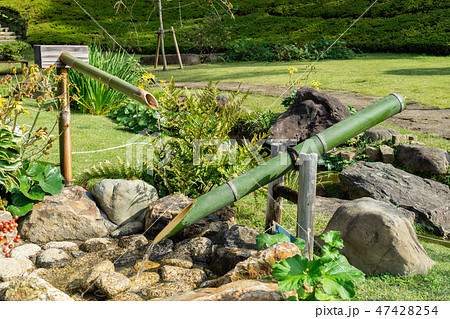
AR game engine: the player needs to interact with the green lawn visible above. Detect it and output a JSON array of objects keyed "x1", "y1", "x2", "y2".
[{"x1": 148, "y1": 53, "x2": 450, "y2": 109}]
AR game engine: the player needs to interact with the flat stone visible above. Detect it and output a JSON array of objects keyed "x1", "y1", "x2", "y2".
[
  {"x1": 0, "y1": 258, "x2": 34, "y2": 281},
  {"x1": 10, "y1": 244, "x2": 41, "y2": 259},
  {"x1": 340, "y1": 161, "x2": 450, "y2": 236},
  {"x1": 43, "y1": 241, "x2": 78, "y2": 251},
  {"x1": 111, "y1": 291, "x2": 145, "y2": 301},
  {"x1": 71, "y1": 251, "x2": 84, "y2": 258},
  {"x1": 363, "y1": 126, "x2": 400, "y2": 142},
  {"x1": 95, "y1": 272, "x2": 131, "y2": 298},
  {"x1": 128, "y1": 272, "x2": 160, "y2": 291},
  {"x1": 159, "y1": 252, "x2": 194, "y2": 269},
  {"x1": 323, "y1": 198, "x2": 436, "y2": 275},
  {"x1": 36, "y1": 248, "x2": 70, "y2": 269},
  {"x1": 80, "y1": 238, "x2": 116, "y2": 252},
  {"x1": 0, "y1": 276, "x2": 74, "y2": 301},
  {"x1": 91, "y1": 179, "x2": 158, "y2": 226},
  {"x1": 155, "y1": 279, "x2": 285, "y2": 301},
  {"x1": 133, "y1": 260, "x2": 160, "y2": 272},
  {"x1": 159, "y1": 265, "x2": 206, "y2": 286},
  {"x1": 174, "y1": 237, "x2": 213, "y2": 261},
  {"x1": 222, "y1": 225, "x2": 260, "y2": 250},
  {"x1": 110, "y1": 221, "x2": 144, "y2": 238},
  {"x1": 148, "y1": 238, "x2": 174, "y2": 260},
  {"x1": 183, "y1": 206, "x2": 236, "y2": 239},
  {"x1": 20, "y1": 186, "x2": 108, "y2": 244},
  {"x1": 141, "y1": 281, "x2": 195, "y2": 300},
  {"x1": 210, "y1": 247, "x2": 258, "y2": 276},
  {"x1": 397, "y1": 143, "x2": 449, "y2": 175},
  {"x1": 81, "y1": 259, "x2": 115, "y2": 292}
]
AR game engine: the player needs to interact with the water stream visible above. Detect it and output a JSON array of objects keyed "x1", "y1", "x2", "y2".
[{"x1": 136, "y1": 242, "x2": 155, "y2": 277}]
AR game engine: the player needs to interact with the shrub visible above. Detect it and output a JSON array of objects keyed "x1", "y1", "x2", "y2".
[
  {"x1": 69, "y1": 44, "x2": 142, "y2": 115},
  {"x1": 0, "y1": 41, "x2": 31, "y2": 61},
  {"x1": 226, "y1": 38, "x2": 276, "y2": 61}
]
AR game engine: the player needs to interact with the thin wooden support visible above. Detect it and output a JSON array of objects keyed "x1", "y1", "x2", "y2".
[
  {"x1": 158, "y1": 0, "x2": 167, "y2": 71},
  {"x1": 57, "y1": 68, "x2": 72, "y2": 186},
  {"x1": 154, "y1": 33, "x2": 161, "y2": 69},
  {"x1": 265, "y1": 142, "x2": 285, "y2": 233},
  {"x1": 296, "y1": 153, "x2": 318, "y2": 260},
  {"x1": 171, "y1": 26, "x2": 183, "y2": 69}
]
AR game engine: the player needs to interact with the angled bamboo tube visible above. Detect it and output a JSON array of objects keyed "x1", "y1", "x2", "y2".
[
  {"x1": 59, "y1": 52, "x2": 158, "y2": 109},
  {"x1": 152, "y1": 93, "x2": 406, "y2": 244}
]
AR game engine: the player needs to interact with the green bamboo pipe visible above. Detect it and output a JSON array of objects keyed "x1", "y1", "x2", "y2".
[
  {"x1": 59, "y1": 52, "x2": 158, "y2": 109},
  {"x1": 153, "y1": 93, "x2": 406, "y2": 244}
]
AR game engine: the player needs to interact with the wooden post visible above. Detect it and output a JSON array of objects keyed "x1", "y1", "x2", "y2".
[
  {"x1": 57, "y1": 68, "x2": 72, "y2": 186},
  {"x1": 265, "y1": 142, "x2": 285, "y2": 233},
  {"x1": 158, "y1": 0, "x2": 167, "y2": 71},
  {"x1": 171, "y1": 26, "x2": 183, "y2": 69},
  {"x1": 296, "y1": 153, "x2": 318, "y2": 260},
  {"x1": 154, "y1": 32, "x2": 161, "y2": 69}
]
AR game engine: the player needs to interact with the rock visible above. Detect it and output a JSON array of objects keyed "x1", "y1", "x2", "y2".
[
  {"x1": 0, "y1": 258, "x2": 34, "y2": 281},
  {"x1": 323, "y1": 198, "x2": 436, "y2": 275},
  {"x1": 405, "y1": 134, "x2": 418, "y2": 141},
  {"x1": 208, "y1": 242, "x2": 301, "y2": 287},
  {"x1": 340, "y1": 161, "x2": 450, "y2": 236},
  {"x1": 141, "y1": 281, "x2": 195, "y2": 299},
  {"x1": 183, "y1": 206, "x2": 236, "y2": 239},
  {"x1": 380, "y1": 145, "x2": 395, "y2": 164},
  {"x1": 111, "y1": 292, "x2": 145, "y2": 301},
  {"x1": 155, "y1": 279, "x2": 285, "y2": 301},
  {"x1": 159, "y1": 265, "x2": 206, "y2": 286},
  {"x1": 174, "y1": 237, "x2": 213, "y2": 261},
  {"x1": 100, "y1": 210, "x2": 118, "y2": 233},
  {"x1": 133, "y1": 260, "x2": 160, "y2": 273},
  {"x1": 95, "y1": 272, "x2": 131, "y2": 298},
  {"x1": 392, "y1": 134, "x2": 408, "y2": 145},
  {"x1": 36, "y1": 248, "x2": 70, "y2": 269},
  {"x1": 397, "y1": 143, "x2": 449, "y2": 175},
  {"x1": 269, "y1": 87, "x2": 350, "y2": 143},
  {"x1": 363, "y1": 126, "x2": 400, "y2": 142},
  {"x1": 81, "y1": 260, "x2": 115, "y2": 291},
  {"x1": 210, "y1": 247, "x2": 258, "y2": 276},
  {"x1": 10, "y1": 244, "x2": 41, "y2": 259},
  {"x1": 159, "y1": 252, "x2": 194, "y2": 269},
  {"x1": 148, "y1": 238, "x2": 174, "y2": 260},
  {"x1": 118, "y1": 234, "x2": 148, "y2": 249},
  {"x1": 43, "y1": 241, "x2": 79, "y2": 251},
  {"x1": 0, "y1": 276, "x2": 74, "y2": 301},
  {"x1": 365, "y1": 145, "x2": 381, "y2": 161},
  {"x1": 314, "y1": 196, "x2": 350, "y2": 216},
  {"x1": 71, "y1": 251, "x2": 84, "y2": 258},
  {"x1": 80, "y1": 238, "x2": 116, "y2": 252},
  {"x1": 20, "y1": 186, "x2": 108, "y2": 244},
  {"x1": 144, "y1": 193, "x2": 193, "y2": 238},
  {"x1": 339, "y1": 150, "x2": 357, "y2": 162},
  {"x1": 128, "y1": 272, "x2": 160, "y2": 291},
  {"x1": 222, "y1": 225, "x2": 260, "y2": 250},
  {"x1": 91, "y1": 179, "x2": 158, "y2": 225},
  {"x1": 110, "y1": 221, "x2": 144, "y2": 238}
]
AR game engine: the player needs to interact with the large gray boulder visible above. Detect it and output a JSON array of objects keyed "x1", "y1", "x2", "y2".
[
  {"x1": 92, "y1": 179, "x2": 159, "y2": 226},
  {"x1": 20, "y1": 186, "x2": 109, "y2": 244},
  {"x1": 340, "y1": 161, "x2": 450, "y2": 236},
  {"x1": 323, "y1": 198, "x2": 435, "y2": 275},
  {"x1": 269, "y1": 87, "x2": 350, "y2": 143},
  {"x1": 397, "y1": 143, "x2": 449, "y2": 175}
]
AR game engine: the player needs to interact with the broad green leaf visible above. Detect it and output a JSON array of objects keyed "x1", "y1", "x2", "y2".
[
  {"x1": 8, "y1": 193, "x2": 35, "y2": 216},
  {"x1": 256, "y1": 233, "x2": 291, "y2": 250},
  {"x1": 320, "y1": 230, "x2": 344, "y2": 248},
  {"x1": 26, "y1": 162, "x2": 46, "y2": 177},
  {"x1": 293, "y1": 238, "x2": 306, "y2": 252},
  {"x1": 320, "y1": 244, "x2": 341, "y2": 263},
  {"x1": 284, "y1": 295, "x2": 299, "y2": 301},
  {"x1": 271, "y1": 255, "x2": 308, "y2": 292},
  {"x1": 37, "y1": 165, "x2": 64, "y2": 195}
]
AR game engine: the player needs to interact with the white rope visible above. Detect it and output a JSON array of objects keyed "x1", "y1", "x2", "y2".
[{"x1": 49, "y1": 142, "x2": 150, "y2": 155}]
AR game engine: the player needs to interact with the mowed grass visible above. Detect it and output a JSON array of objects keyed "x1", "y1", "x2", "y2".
[{"x1": 148, "y1": 53, "x2": 450, "y2": 109}]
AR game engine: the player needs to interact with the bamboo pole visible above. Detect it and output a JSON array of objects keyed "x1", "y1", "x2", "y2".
[
  {"x1": 158, "y1": 0, "x2": 167, "y2": 71},
  {"x1": 60, "y1": 52, "x2": 158, "y2": 109},
  {"x1": 296, "y1": 153, "x2": 318, "y2": 260},
  {"x1": 57, "y1": 67, "x2": 72, "y2": 186},
  {"x1": 265, "y1": 142, "x2": 285, "y2": 232},
  {"x1": 153, "y1": 93, "x2": 406, "y2": 244},
  {"x1": 171, "y1": 26, "x2": 184, "y2": 69}
]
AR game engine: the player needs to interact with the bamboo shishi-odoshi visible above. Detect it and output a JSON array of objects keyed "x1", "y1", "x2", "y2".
[
  {"x1": 59, "y1": 52, "x2": 158, "y2": 109},
  {"x1": 152, "y1": 93, "x2": 406, "y2": 244}
]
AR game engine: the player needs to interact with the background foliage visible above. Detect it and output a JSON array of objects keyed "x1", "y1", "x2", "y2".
[{"x1": 0, "y1": 0, "x2": 448, "y2": 55}]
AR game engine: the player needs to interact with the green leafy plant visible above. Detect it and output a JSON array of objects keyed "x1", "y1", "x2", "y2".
[
  {"x1": 69, "y1": 44, "x2": 142, "y2": 115},
  {"x1": 0, "y1": 41, "x2": 31, "y2": 61},
  {"x1": 7, "y1": 162, "x2": 64, "y2": 216},
  {"x1": 230, "y1": 110, "x2": 276, "y2": 140},
  {"x1": 257, "y1": 230, "x2": 365, "y2": 301},
  {"x1": 0, "y1": 126, "x2": 21, "y2": 190},
  {"x1": 109, "y1": 99, "x2": 163, "y2": 133},
  {"x1": 256, "y1": 232, "x2": 305, "y2": 252}
]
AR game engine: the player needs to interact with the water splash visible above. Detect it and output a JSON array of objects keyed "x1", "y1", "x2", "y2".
[{"x1": 136, "y1": 242, "x2": 155, "y2": 277}]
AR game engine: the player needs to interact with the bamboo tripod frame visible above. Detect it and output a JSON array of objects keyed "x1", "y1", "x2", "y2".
[{"x1": 154, "y1": 26, "x2": 183, "y2": 70}]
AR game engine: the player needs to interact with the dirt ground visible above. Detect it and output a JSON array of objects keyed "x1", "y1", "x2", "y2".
[{"x1": 175, "y1": 81, "x2": 450, "y2": 140}]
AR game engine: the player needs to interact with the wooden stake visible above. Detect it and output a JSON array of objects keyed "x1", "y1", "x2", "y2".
[
  {"x1": 154, "y1": 32, "x2": 161, "y2": 69},
  {"x1": 158, "y1": 0, "x2": 167, "y2": 71},
  {"x1": 265, "y1": 142, "x2": 285, "y2": 233},
  {"x1": 296, "y1": 153, "x2": 318, "y2": 260},
  {"x1": 171, "y1": 26, "x2": 183, "y2": 69},
  {"x1": 57, "y1": 68, "x2": 72, "y2": 186}
]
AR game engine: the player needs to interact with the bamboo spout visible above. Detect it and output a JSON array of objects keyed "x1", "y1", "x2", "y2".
[
  {"x1": 60, "y1": 52, "x2": 158, "y2": 109},
  {"x1": 152, "y1": 93, "x2": 406, "y2": 243}
]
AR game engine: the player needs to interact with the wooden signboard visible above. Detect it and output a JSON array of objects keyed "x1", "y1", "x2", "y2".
[{"x1": 33, "y1": 45, "x2": 89, "y2": 68}]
